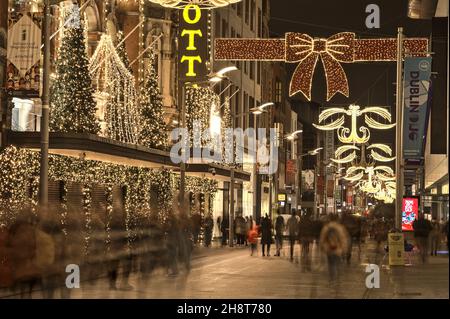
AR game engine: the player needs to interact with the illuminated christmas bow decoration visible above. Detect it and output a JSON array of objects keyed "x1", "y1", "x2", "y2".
[
  {"x1": 215, "y1": 34, "x2": 427, "y2": 101},
  {"x1": 285, "y1": 32, "x2": 354, "y2": 101},
  {"x1": 313, "y1": 105, "x2": 396, "y2": 144},
  {"x1": 332, "y1": 143, "x2": 395, "y2": 164}
]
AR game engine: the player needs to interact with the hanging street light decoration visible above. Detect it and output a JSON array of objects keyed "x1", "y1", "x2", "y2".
[
  {"x1": 313, "y1": 104, "x2": 396, "y2": 144},
  {"x1": 214, "y1": 33, "x2": 428, "y2": 101},
  {"x1": 147, "y1": 0, "x2": 242, "y2": 9}
]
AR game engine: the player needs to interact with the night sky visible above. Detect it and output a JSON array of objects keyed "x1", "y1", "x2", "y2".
[{"x1": 269, "y1": 0, "x2": 433, "y2": 145}]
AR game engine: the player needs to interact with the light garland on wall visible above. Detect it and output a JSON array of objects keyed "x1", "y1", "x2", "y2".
[
  {"x1": 215, "y1": 33, "x2": 428, "y2": 100},
  {"x1": 89, "y1": 34, "x2": 140, "y2": 144},
  {"x1": 1, "y1": 147, "x2": 219, "y2": 237},
  {"x1": 186, "y1": 86, "x2": 220, "y2": 148}
]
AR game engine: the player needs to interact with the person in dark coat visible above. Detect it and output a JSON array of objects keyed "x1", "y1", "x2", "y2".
[
  {"x1": 274, "y1": 210, "x2": 285, "y2": 257},
  {"x1": 413, "y1": 215, "x2": 433, "y2": 263},
  {"x1": 203, "y1": 214, "x2": 214, "y2": 248},
  {"x1": 260, "y1": 214, "x2": 273, "y2": 257},
  {"x1": 221, "y1": 217, "x2": 229, "y2": 247}
]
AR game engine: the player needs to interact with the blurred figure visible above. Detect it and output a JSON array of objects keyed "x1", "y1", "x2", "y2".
[
  {"x1": 190, "y1": 212, "x2": 202, "y2": 246},
  {"x1": 413, "y1": 215, "x2": 433, "y2": 263},
  {"x1": 64, "y1": 212, "x2": 84, "y2": 298},
  {"x1": 319, "y1": 222, "x2": 349, "y2": 284},
  {"x1": 274, "y1": 210, "x2": 285, "y2": 257},
  {"x1": 341, "y1": 213, "x2": 361, "y2": 265},
  {"x1": 203, "y1": 213, "x2": 214, "y2": 248},
  {"x1": 374, "y1": 218, "x2": 388, "y2": 254},
  {"x1": 0, "y1": 224, "x2": 13, "y2": 294},
  {"x1": 234, "y1": 213, "x2": 246, "y2": 246},
  {"x1": 178, "y1": 212, "x2": 193, "y2": 273},
  {"x1": 86, "y1": 213, "x2": 106, "y2": 283},
  {"x1": 260, "y1": 214, "x2": 273, "y2": 257},
  {"x1": 107, "y1": 212, "x2": 132, "y2": 290},
  {"x1": 298, "y1": 213, "x2": 314, "y2": 268},
  {"x1": 220, "y1": 217, "x2": 229, "y2": 247},
  {"x1": 247, "y1": 223, "x2": 259, "y2": 256},
  {"x1": 429, "y1": 219, "x2": 441, "y2": 256},
  {"x1": 7, "y1": 208, "x2": 42, "y2": 298},
  {"x1": 165, "y1": 212, "x2": 180, "y2": 276},
  {"x1": 286, "y1": 210, "x2": 298, "y2": 262}
]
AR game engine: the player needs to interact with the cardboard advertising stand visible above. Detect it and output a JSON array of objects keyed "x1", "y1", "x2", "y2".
[{"x1": 388, "y1": 232, "x2": 405, "y2": 266}]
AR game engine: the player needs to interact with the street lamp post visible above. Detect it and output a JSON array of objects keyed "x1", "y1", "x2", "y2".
[
  {"x1": 39, "y1": 0, "x2": 51, "y2": 208},
  {"x1": 250, "y1": 102, "x2": 274, "y2": 222}
]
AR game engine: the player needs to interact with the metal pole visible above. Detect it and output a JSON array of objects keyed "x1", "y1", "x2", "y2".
[
  {"x1": 229, "y1": 97, "x2": 235, "y2": 247},
  {"x1": 395, "y1": 27, "x2": 404, "y2": 230},
  {"x1": 313, "y1": 165, "x2": 318, "y2": 219},
  {"x1": 253, "y1": 115, "x2": 257, "y2": 220},
  {"x1": 39, "y1": 0, "x2": 51, "y2": 208},
  {"x1": 179, "y1": 81, "x2": 186, "y2": 208}
]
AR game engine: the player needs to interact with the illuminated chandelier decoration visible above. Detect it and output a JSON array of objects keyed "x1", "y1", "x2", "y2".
[
  {"x1": 89, "y1": 34, "x2": 140, "y2": 144},
  {"x1": 331, "y1": 143, "x2": 395, "y2": 164},
  {"x1": 313, "y1": 104, "x2": 396, "y2": 144},
  {"x1": 147, "y1": 0, "x2": 242, "y2": 9},
  {"x1": 214, "y1": 33, "x2": 428, "y2": 100}
]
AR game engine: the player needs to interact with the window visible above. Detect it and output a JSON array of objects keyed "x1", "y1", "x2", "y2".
[
  {"x1": 258, "y1": 8, "x2": 262, "y2": 37},
  {"x1": 215, "y1": 13, "x2": 221, "y2": 37},
  {"x1": 244, "y1": 92, "x2": 249, "y2": 130},
  {"x1": 250, "y1": 0, "x2": 255, "y2": 31},
  {"x1": 275, "y1": 80, "x2": 282, "y2": 103},
  {"x1": 245, "y1": 0, "x2": 249, "y2": 24},
  {"x1": 237, "y1": 1, "x2": 242, "y2": 17},
  {"x1": 256, "y1": 62, "x2": 261, "y2": 84},
  {"x1": 249, "y1": 62, "x2": 255, "y2": 80},
  {"x1": 235, "y1": 90, "x2": 240, "y2": 128},
  {"x1": 231, "y1": 27, "x2": 236, "y2": 38},
  {"x1": 244, "y1": 61, "x2": 248, "y2": 75},
  {"x1": 249, "y1": 96, "x2": 255, "y2": 128},
  {"x1": 221, "y1": 19, "x2": 228, "y2": 37}
]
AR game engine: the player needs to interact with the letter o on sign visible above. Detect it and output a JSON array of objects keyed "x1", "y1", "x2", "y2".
[{"x1": 183, "y1": 4, "x2": 201, "y2": 24}]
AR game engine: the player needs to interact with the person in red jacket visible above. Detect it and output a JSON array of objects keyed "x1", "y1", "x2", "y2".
[{"x1": 247, "y1": 223, "x2": 259, "y2": 256}]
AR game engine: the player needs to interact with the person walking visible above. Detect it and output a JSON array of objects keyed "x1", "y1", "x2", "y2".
[
  {"x1": 298, "y1": 213, "x2": 314, "y2": 266},
  {"x1": 260, "y1": 214, "x2": 273, "y2": 257},
  {"x1": 247, "y1": 224, "x2": 259, "y2": 256},
  {"x1": 429, "y1": 219, "x2": 441, "y2": 256},
  {"x1": 203, "y1": 214, "x2": 214, "y2": 248},
  {"x1": 220, "y1": 217, "x2": 229, "y2": 247},
  {"x1": 319, "y1": 222, "x2": 349, "y2": 284},
  {"x1": 274, "y1": 210, "x2": 285, "y2": 257},
  {"x1": 286, "y1": 210, "x2": 298, "y2": 262},
  {"x1": 413, "y1": 215, "x2": 433, "y2": 263}
]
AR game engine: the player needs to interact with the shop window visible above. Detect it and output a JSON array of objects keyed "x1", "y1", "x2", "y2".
[{"x1": 11, "y1": 98, "x2": 41, "y2": 132}]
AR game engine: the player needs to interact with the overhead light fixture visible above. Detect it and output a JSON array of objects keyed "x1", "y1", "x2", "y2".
[{"x1": 147, "y1": 0, "x2": 242, "y2": 9}]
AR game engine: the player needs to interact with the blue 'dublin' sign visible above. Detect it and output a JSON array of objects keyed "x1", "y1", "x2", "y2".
[{"x1": 403, "y1": 57, "x2": 432, "y2": 159}]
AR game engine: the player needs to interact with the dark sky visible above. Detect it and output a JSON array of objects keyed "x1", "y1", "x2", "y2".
[{"x1": 269, "y1": 0, "x2": 432, "y2": 144}]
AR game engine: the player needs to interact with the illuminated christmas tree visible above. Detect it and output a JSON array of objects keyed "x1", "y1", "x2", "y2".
[
  {"x1": 138, "y1": 54, "x2": 167, "y2": 149},
  {"x1": 50, "y1": 25, "x2": 100, "y2": 134}
]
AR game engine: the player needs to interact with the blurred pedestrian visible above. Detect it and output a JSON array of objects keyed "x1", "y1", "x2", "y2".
[
  {"x1": 203, "y1": 213, "x2": 214, "y2": 248},
  {"x1": 430, "y1": 219, "x2": 441, "y2": 256},
  {"x1": 374, "y1": 218, "x2": 388, "y2": 254},
  {"x1": 319, "y1": 222, "x2": 349, "y2": 284},
  {"x1": 247, "y1": 224, "x2": 259, "y2": 256},
  {"x1": 274, "y1": 210, "x2": 285, "y2": 257},
  {"x1": 165, "y1": 212, "x2": 180, "y2": 277},
  {"x1": 341, "y1": 213, "x2": 361, "y2": 265},
  {"x1": 260, "y1": 214, "x2": 273, "y2": 257},
  {"x1": 413, "y1": 215, "x2": 433, "y2": 263},
  {"x1": 235, "y1": 213, "x2": 246, "y2": 246},
  {"x1": 221, "y1": 217, "x2": 229, "y2": 247},
  {"x1": 190, "y1": 213, "x2": 202, "y2": 246},
  {"x1": 286, "y1": 210, "x2": 298, "y2": 261},
  {"x1": 7, "y1": 209, "x2": 43, "y2": 298},
  {"x1": 298, "y1": 213, "x2": 314, "y2": 265}
]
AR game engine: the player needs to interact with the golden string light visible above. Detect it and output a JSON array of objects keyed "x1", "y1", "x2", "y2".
[
  {"x1": 215, "y1": 34, "x2": 428, "y2": 100},
  {"x1": 89, "y1": 34, "x2": 140, "y2": 144}
]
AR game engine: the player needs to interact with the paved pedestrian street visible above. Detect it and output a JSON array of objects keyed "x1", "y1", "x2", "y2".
[{"x1": 2, "y1": 240, "x2": 447, "y2": 299}]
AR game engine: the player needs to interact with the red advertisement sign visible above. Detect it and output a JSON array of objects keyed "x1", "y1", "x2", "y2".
[{"x1": 402, "y1": 197, "x2": 419, "y2": 231}]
